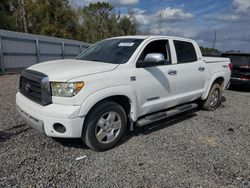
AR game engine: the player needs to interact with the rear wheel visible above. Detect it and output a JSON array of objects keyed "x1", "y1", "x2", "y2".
[
  {"x1": 200, "y1": 83, "x2": 222, "y2": 111},
  {"x1": 82, "y1": 101, "x2": 127, "y2": 151}
]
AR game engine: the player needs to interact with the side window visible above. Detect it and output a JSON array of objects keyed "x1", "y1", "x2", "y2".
[
  {"x1": 174, "y1": 40, "x2": 197, "y2": 63},
  {"x1": 138, "y1": 40, "x2": 171, "y2": 64}
]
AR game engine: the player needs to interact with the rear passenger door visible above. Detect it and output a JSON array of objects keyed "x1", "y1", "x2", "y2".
[{"x1": 170, "y1": 40, "x2": 206, "y2": 100}]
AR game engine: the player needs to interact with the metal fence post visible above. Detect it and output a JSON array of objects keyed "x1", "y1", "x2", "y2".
[
  {"x1": 62, "y1": 42, "x2": 65, "y2": 59},
  {"x1": 79, "y1": 44, "x2": 82, "y2": 53},
  {"x1": 0, "y1": 36, "x2": 5, "y2": 73},
  {"x1": 35, "y1": 39, "x2": 40, "y2": 63}
]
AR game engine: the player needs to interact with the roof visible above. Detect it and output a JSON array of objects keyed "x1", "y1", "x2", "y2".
[
  {"x1": 0, "y1": 29, "x2": 91, "y2": 46},
  {"x1": 110, "y1": 35, "x2": 195, "y2": 42}
]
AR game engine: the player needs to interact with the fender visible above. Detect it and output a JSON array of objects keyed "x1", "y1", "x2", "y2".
[
  {"x1": 78, "y1": 85, "x2": 139, "y2": 121},
  {"x1": 202, "y1": 72, "x2": 226, "y2": 100}
]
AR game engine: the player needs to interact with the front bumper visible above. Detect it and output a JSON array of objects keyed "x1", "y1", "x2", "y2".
[
  {"x1": 16, "y1": 92, "x2": 85, "y2": 138},
  {"x1": 230, "y1": 77, "x2": 250, "y2": 86}
]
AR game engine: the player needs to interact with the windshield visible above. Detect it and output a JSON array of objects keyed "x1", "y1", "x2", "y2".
[{"x1": 76, "y1": 38, "x2": 143, "y2": 64}]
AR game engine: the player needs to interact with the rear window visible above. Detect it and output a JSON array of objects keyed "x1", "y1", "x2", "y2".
[
  {"x1": 222, "y1": 55, "x2": 250, "y2": 65},
  {"x1": 174, "y1": 40, "x2": 197, "y2": 63}
]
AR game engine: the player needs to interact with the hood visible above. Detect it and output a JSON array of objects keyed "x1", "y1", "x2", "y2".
[{"x1": 28, "y1": 59, "x2": 119, "y2": 81}]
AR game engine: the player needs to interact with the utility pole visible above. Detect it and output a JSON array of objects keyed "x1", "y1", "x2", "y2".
[
  {"x1": 157, "y1": 8, "x2": 165, "y2": 34},
  {"x1": 212, "y1": 30, "x2": 217, "y2": 49}
]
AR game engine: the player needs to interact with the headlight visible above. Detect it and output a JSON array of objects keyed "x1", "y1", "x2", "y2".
[{"x1": 51, "y1": 82, "x2": 84, "y2": 97}]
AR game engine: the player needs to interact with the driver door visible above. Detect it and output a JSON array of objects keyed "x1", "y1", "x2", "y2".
[{"x1": 132, "y1": 40, "x2": 177, "y2": 117}]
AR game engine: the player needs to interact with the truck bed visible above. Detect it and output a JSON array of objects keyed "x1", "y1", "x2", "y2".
[{"x1": 203, "y1": 56, "x2": 230, "y2": 63}]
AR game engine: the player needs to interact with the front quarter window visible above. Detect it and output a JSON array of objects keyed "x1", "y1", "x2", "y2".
[{"x1": 76, "y1": 38, "x2": 143, "y2": 64}]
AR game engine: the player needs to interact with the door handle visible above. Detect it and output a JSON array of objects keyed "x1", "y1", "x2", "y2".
[
  {"x1": 168, "y1": 69, "x2": 177, "y2": 75},
  {"x1": 199, "y1": 66, "x2": 205, "y2": 71}
]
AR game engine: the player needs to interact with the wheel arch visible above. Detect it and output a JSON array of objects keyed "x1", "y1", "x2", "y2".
[
  {"x1": 213, "y1": 77, "x2": 225, "y2": 86},
  {"x1": 78, "y1": 86, "x2": 138, "y2": 121},
  {"x1": 202, "y1": 74, "x2": 225, "y2": 100},
  {"x1": 88, "y1": 95, "x2": 131, "y2": 117}
]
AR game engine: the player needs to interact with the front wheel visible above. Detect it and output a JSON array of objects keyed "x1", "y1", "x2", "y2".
[
  {"x1": 82, "y1": 101, "x2": 127, "y2": 151},
  {"x1": 200, "y1": 83, "x2": 222, "y2": 111}
]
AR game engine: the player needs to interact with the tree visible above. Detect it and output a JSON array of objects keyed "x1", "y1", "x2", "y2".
[
  {"x1": 27, "y1": 0, "x2": 80, "y2": 39},
  {"x1": 18, "y1": 0, "x2": 28, "y2": 33},
  {"x1": 0, "y1": 0, "x2": 18, "y2": 31},
  {"x1": 200, "y1": 46, "x2": 220, "y2": 55},
  {"x1": 81, "y1": 2, "x2": 137, "y2": 43},
  {"x1": 1, "y1": 0, "x2": 35, "y2": 33},
  {"x1": 81, "y1": 2, "x2": 115, "y2": 42},
  {"x1": 0, "y1": 1, "x2": 137, "y2": 42},
  {"x1": 118, "y1": 16, "x2": 137, "y2": 35}
]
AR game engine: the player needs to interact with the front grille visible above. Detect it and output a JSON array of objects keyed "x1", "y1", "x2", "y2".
[
  {"x1": 20, "y1": 76, "x2": 41, "y2": 102},
  {"x1": 19, "y1": 69, "x2": 52, "y2": 106}
]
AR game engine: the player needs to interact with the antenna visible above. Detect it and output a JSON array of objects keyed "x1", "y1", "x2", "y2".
[{"x1": 212, "y1": 30, "x2": 217, "y2": 49}]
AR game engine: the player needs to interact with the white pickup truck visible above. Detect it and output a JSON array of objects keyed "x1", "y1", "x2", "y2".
[{"x1": 16, "y1": 36, "x2": 231, "y2": 151}]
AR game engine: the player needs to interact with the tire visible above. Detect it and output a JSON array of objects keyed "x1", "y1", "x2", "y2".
[
  {"x1": 82, "y1": 101, "x2": 127, "y2": 151},
  {"x1": 200, "y1": 83, "x2": 222, "y2": 111}
]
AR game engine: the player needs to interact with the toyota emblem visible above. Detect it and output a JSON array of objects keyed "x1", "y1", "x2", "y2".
[{"x1": 25, "y1": 82, "x2": 31, "y2": 92}]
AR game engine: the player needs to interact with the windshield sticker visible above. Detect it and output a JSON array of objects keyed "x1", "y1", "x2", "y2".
[{"x1": 118, "y1": 42, "x2": 134, "y2": 47}]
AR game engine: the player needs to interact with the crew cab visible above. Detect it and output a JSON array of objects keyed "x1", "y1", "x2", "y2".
[{"x1": 16, "y1": 36, "x2": 231, "y2": 151}]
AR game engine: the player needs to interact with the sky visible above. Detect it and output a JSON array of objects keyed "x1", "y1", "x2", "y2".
[{"x1": 73, "y1": 0, "x2": 250, "y2": 52}]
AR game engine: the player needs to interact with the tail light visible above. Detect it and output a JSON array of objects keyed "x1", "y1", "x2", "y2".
[
  {"x1": 240, "y1": 75, "x2": 250, "y2": 80},
  {"x1": 228, "y1": 63, "x2": 233, "y2": 70}
]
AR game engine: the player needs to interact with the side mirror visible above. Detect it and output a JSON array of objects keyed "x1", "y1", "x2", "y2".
[
  {"x1": 144, "y1": 53, "x2": 165, "y2": 62},
  {"x1": 137, "y1": 53, "x2": 165, "y2": 68}
]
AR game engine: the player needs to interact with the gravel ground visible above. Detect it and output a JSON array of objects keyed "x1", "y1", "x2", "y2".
[{"x1": 0, "y1": 74, "x2": 250, "y2": 187}]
